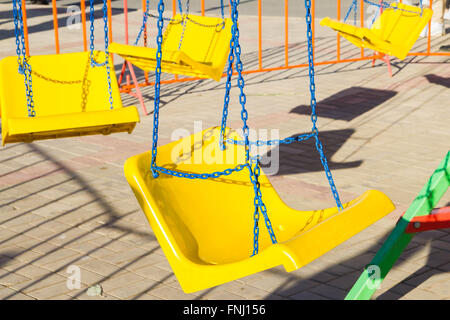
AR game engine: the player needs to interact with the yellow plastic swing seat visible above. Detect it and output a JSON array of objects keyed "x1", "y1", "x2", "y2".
[
  {"x1": 320, "y1": 3, "x2": 433, "y2": 60},
  {"x1": 0, "y1": 51, "x2": 140, "y2": 146},
  {"x1": 109, "y1": 14, "x2": 232, "y2": 81},
  {"x1": 124, "y1": 127, "x2": 395, "y2": 293}
]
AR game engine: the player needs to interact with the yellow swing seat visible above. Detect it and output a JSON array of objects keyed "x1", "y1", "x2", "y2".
[
  {"x1": 320, "y1": 3, "x2": 433, "y2": 60},
  {"x1": 109, "y1": 14, "x2": 233, "y2": 81},
  {"x1": 124, "y1": 127, "x2": 395, "y2": 293},
  {"x1": 0, "y1": 51, "x2": 140, "y2": 146}
]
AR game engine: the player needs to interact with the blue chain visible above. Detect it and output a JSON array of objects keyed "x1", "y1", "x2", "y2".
[
  {"x1": 89, "y1": 0, "x2": 114, "y2": 110},
  {"x1": 151, "y1": 0, "x2": 165, "y2": 178},
  {"x1": 344, "y1": 0, "x2": 357, "y2": 23},
  {"x1": 219, "y1": 32, "x2": 235, "y2": 150},
  {"x1": 136, "y1": 0, "x2": 226, "y2": 46},
  {"x1": 177, "y1": 0, "x2": 190, "y2": 50},
  {"x1": 89, "y1": 0, "x2": 106, "y2": 67},
  {"x1": 363, "y1": 0, "x2": 390, "y2": 8},
  {"x1": 249, "y1": 162, "x2": 277, "y2": 255},
  {"x1": 305, "y1": 0, "x2": 343, "y2": 211},
  {"x1": 230, "y1": 0, "x2": 278, "y2": 254},
  {"x1": 226, "y1": 132, "x2": 315, "y2": 147},
  {"x1": 155, "y1": 163, "x2": 248, "y2": 179},
  {"x1": 12, "y1": 0, "x2": 35, "y2": 117},
  {"x1": 134, "y1": 0, "x2": 184, "y2": 47},
  {"x1": 344, "y1": 0, "x2": 423, "y2": 24},
  {"x1": 134, "y1": 0, "x2": 151, "y2": 46},
  {"x1": 220, "y1": 0, "x2": 225, "y2": 20}
]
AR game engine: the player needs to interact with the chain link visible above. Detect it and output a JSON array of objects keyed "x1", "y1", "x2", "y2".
[
  {"x1": 13, "y1": 0, "x2": 35, "y2": 117},
  {"x1": 345, "y1": 0, "x2": 424, "y2": 24},
  {"x1": 226, "y1": 132, "x2": 315, "y2": 147},
  {"x1": 177, "y1": 0, "x2": 190, "y2": 50},
  {"x1": 154, "y1": 163, "x2": 248, "y2": 180},
  {"x1": 135, "y1": 0, "x2": 151, "y2": 46},
  {"x1": 219, "y1": 29, "x2": 235, "y2": 150},
  {"x1": 230, "y1": 0, "x2": 278, "y2": 255},
  {"x1": 135, "y1": 1, "x2": 226, "y2": 46},
  {"x1": 305, "y1": 0, "x2": 343, "y2": 210},
  {"x1": 151, "y1": 0, "x2": 165, "y2": 178},
  {"x1": 89, "y1": 0, "x2": 114, "y2": 109},
  {"x1": 30, "y1": 70, "x2": 83, "y2": 85}
]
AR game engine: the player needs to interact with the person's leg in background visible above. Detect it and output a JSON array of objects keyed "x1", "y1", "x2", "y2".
[
  {"x1": 445, "y1": 0, "x2": 450, "y2": 21},
  {"x1": 439, "y1": 0, "x2": 450, "y2": 50},
  {"x1": 420, "y1": 0, "x2": 445, "y2": 36}
]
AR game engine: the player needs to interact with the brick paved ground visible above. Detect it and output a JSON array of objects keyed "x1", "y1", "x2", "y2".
[{"x1": 0, "y1": 4, "x2": 449, "y2": 299}]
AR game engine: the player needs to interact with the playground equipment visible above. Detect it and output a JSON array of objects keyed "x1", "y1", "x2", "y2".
[
  {"x1": 125, "y1": 128, "x2": 395, "y2": 293},
  {"x1": 0, "y1": 0, "x2": 139, "y2": 146},
  {"x1": 110, "y1": 0, "x2": 232, "y2": 81},
  {"x1": 321, "y1": 2, "x2": 433, "y2": 61},
  {"x1": 124, "y1": 0, "x2": 395, "y2": 293},
  {"x1": 347, "y1": 150, "x2": 450, "y2": 300}
]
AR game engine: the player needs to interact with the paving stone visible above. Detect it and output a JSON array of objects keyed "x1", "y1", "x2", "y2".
[
  {"x1": 425, "y1": 278, "x2": 450, "y2": 297},
  {"x1": 0, "y1": 286, "x2": 35, "y2": 300},
  {"x1": 26, "y1": 281, "x2": 73, "y2": 300},
  {"x1": 0, "y1": 270, "x2": 31, "y2": 287},
  {"x1": 223, "y1": 283, "x2": 276, "y2": 300},
  {"x1": 147, "y1": 285, "x2": 197, "y2": 300},
  {"x1": 289, "y1": 291, "x2": 329, "y2": 300},
  {"x1": 309, "y1": 284, "x2": 348, "y2": 300},
  {"x1": 10, "y1": 273, "x2": 67, "y2": 293},
  {"x1": 199, "y1": 289, "x2": 248, "y2": 300},
  {"x1": 72, "y1": 259, "x2": 123, "y2": 278},
  {"x1": 97, "y1": 272, "x2": 146, "y2": 292},
  {"x1": 46, "y1": 294, "x2": 75, "y2": 300},
  {"x1": 327, "y1": 272, "x2": 361, "y2": 291},
  {"x1": 132, "y1": 265, "x2": 175, "y2": 283},
  {"x1": 30, "y1": 248, "x2": 81, "y2": 268},
  {"x1": 14, "y1": 264, "x2": 52, "y2": 279},
  {"x1": 400, "y1": 288, "x2": 444, "y2": 300},
  {"x1": 74, "y1": 292, "x2": 120, "y2": 300},
  {"x1": 108, "y1": 279, "x2": 161, "y2": 299}
]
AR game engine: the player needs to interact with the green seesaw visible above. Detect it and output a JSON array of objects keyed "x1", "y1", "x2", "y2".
[{"x1": 347, "y1": 150, "x2": 450, "y2": 300}]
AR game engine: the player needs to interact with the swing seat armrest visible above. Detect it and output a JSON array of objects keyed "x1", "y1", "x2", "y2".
[
  {"x1": 177, "y1": 51, "x2": 222, "y2": 82},
  {"x1": 3, "y1": 107, "x2": 139, "y2": 145},
  {"x1": 109, "y1": 42, "x2": 184, "y2": 64},
  {"x1": 320, "y1": 17, "x2": 369, "y2": 40}
]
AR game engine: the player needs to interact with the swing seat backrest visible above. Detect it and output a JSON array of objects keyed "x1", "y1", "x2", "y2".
[
  {"x1": 370, "y1": 3, "x2": 433, "y2": 51},
  {"x1": 162, "y1": 14, "x2": 232, "y2": 70},
  {"x1": 0, "y1": 51, "x2": 139, "y2": 145},
  {"x1": 0, "y1": 51, "x2": 124, "y2": 119},
  {"x1": 108, "y1": 15, "x2": 232, "y2": 81},
  {"x1": 124, "y1": 127, "x2": 395, "y2": 293},
  {"x1": 320, "y1": 3, "x2": 433, "y2": 60}
]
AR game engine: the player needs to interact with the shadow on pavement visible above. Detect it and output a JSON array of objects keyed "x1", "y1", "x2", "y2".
[
  {"x1": 290, "y1": 87, "x2": 397, "y2": 121},
  {"x1": 261, "y1": 129, "x2": 362, "y2": 176},
  {"x1": 425, "y1": 74, "x2": 450, "y2": 88}
]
